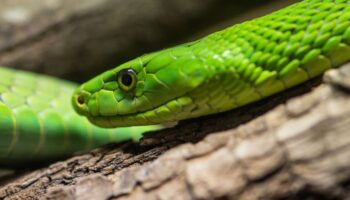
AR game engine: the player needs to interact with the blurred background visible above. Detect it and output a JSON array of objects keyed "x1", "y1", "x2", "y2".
[{"x1": 0, "y1": 0, "x2": 297, "y2": 82}]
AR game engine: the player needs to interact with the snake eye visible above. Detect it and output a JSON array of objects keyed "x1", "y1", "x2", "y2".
[{"x1": 117, "y1": 68, "x2": 137, "y2": 91}]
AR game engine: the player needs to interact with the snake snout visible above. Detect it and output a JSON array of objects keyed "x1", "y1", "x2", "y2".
[
  {"x1": 72, "y1": 89, "x2": 91, "y2": 116},
  {"x1": 77, "y1": 94, "x2": 85, "y2": 105}
]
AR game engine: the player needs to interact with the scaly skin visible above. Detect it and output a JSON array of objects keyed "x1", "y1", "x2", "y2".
[
  {"x1": 73, "y1": 0, "x2": 350, "y2": 127},
  {"x1": 0, "y1": 67, "x2": 159, "y2": 166}
]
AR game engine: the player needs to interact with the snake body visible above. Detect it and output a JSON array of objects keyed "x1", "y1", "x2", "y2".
[
  {"x1": 1, "y1": 0, "x2": 350, "y2": 165},
  {"x1": 0, "y1": 68, "x2": 158, "y2": 166}
]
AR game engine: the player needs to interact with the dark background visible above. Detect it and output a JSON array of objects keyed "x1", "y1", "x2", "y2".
[{"x1": 0, "y1": 0, "x2": 297, "y2": 82}]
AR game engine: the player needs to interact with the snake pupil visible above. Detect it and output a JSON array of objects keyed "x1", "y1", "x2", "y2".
[{"x1": 121, "y1": 73, "x2": 133, "y2": 86}]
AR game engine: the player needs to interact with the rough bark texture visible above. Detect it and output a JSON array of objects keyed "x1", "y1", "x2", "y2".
[
  {"x1": 3, "y1": 0, "x2": 350, "y2": 199},
  {"x1": 0, "y1": 65, "x2": 349, "y2": 200},
  {"x1": 0, "y1": 0, "x2": 295, "y2": 82}
]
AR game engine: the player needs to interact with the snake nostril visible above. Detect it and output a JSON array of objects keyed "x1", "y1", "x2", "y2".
[{"x1": 77, "y1": 95, "x2": 85, "y2": 105}]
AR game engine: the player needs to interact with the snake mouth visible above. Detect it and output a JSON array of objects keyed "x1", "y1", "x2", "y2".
[{"x1": 86, "y1": 96, "x2": 196, "y2": 128}]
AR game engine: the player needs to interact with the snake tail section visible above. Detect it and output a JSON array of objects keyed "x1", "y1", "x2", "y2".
[
  {"x1": 73, "y1": 0, "x2": 350, "y2": 127},
  {"x1": 0, "y1": 67, "x2": 159, "y2": 167}
]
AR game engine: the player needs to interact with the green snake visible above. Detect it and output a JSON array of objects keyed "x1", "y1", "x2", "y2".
[{"x1": 1, "y1": 0, "x2": 349, "y2": 166}]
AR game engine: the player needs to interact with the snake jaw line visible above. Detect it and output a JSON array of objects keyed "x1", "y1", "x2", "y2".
[{"x1": 86, "y1": 96, "x2": 195, "y2": 127}]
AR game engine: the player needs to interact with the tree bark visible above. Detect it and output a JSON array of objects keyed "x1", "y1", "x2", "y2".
[{"x1": 0, "y1": 65, "x2": 349, "y2": 200}]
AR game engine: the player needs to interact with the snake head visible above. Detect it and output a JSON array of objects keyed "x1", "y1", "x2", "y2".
[{"x1": 72, "y1": 45, "x2": 208, "y2": 127}]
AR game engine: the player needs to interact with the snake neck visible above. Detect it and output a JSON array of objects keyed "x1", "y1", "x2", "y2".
[{"x1": 79, "y1": 0, "x2": 350, "y2": 127}]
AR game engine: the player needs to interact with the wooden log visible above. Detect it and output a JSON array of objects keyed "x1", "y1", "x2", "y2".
[{"x1": 0, "y1": 63, "x2": 349, "y2": 200}]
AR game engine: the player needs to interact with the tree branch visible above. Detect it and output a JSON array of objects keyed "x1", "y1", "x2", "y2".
[{"x1": 1, "y1": 64, "x2": 349, "y2": 199}]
